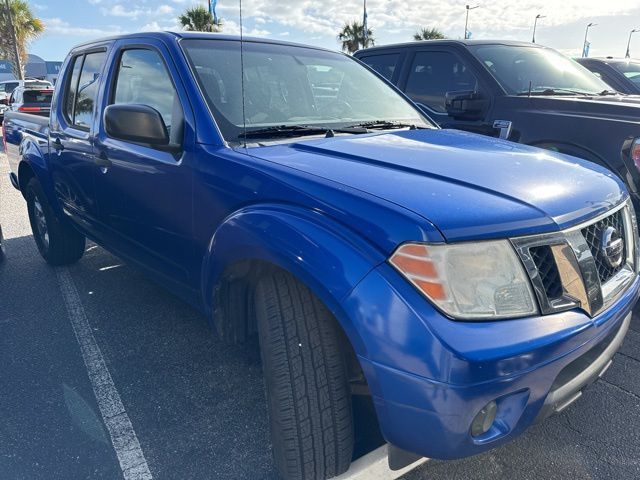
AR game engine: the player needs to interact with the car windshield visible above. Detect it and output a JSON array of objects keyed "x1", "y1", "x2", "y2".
[
  {"x1": 181, "y1": 39, "x2": 433, "y2": 143},
  {"x1": 469, "y1": 44, "x2": 611, "y2": 95},
  {"x1": 610, "y1": 61, "x2": 640, "y2": 87}
]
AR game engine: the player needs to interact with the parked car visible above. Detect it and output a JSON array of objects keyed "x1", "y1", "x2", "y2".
[
  {"x1": 6, "y1": 86, "x2": 53, "y2": 117},
  {"x1": 0, "y1": 79, "x2": 52, "y2": 124},
  {"x1": 4, "y1": 32, "x2": 639, "y2": 480},
  {"x1": 355, "y1": 40, "x2": 640, "y2": 212},
  {"x1": 575, "y1": 57, "x2": 640, "y2": 95}
]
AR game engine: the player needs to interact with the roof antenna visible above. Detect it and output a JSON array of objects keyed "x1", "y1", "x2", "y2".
[{"x1": 239, "y1": 0, "x2": 247, "y2": 149}]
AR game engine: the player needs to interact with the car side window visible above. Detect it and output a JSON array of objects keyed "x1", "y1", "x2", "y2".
[
  {"x1": 65, "y1": 56, "x2": 83, "y2": 122},
  {"x1": 111, "y1": 48, "x2": 183, "y2": 143},
  {"x1": 74, "y1": 51, "x2": 107, "y2": 129},
  {"x1": 405, "y1": 51, "x2": 478, "y2": 113},
  {"x1": 360, "y1": 54, "x2": 400, "y2": 81},
  {"x1": 63, "y1": 51, "x2": 106, "y2": 130}
]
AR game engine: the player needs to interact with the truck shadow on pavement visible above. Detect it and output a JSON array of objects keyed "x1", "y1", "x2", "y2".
[{"x1": 2, "y1": 234, "x2": 640, "y2": 480}]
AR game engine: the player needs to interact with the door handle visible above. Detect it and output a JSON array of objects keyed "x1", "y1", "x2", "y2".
[
  {"x1": 95, "y1": 151, "x2": 112, "y2": 173},
  {"x1": 52, "y1": 138, "x2": 64, "y2": 151}
]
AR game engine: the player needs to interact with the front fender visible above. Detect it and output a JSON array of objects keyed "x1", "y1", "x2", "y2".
[{"x1": 201, "y1": 204, "x2": 388, "y2": 355}]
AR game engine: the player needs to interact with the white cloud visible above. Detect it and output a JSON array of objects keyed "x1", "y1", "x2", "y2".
[
  {"x1": 101, "y1": 3, "x2": 174, "y2": 20},
  {"x1": 215, "y1": 0, "x2": 640, "y2": 39},
  {"x1": 43, "y1": 17, "x2": 124, "y2": 37}
]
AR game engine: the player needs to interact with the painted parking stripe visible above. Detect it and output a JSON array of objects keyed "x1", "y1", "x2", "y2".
[{"x1": 56, "y1": 268, "x2": 153, "y2": 480}]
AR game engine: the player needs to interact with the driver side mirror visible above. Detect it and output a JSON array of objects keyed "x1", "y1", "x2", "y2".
[
  {"x1": 444, "y1": 90, "x2": 488, "y2": 120},
  {"x1": 104, "y1": 104, "x2": 170, "y2": 147}
]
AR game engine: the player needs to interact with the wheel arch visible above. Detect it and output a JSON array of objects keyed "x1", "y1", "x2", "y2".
[
  {"x1": 528, "y1": 140, "x2": 607, "y2": 166},
  {"x1": 202, "y1": 204, "x2": 388, "y2": 359}
]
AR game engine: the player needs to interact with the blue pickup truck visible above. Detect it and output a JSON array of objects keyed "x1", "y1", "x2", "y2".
[{"x1": 4, "y1": 32, "x2": 640, "y2": 479}]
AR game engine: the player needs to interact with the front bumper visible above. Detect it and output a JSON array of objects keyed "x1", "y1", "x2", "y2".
[{"x1": 343, "y1": 263, "x2": 639, "y2": 460}]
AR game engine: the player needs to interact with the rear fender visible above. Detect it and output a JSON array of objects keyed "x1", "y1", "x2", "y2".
[{"x1": 201, "y1": 204, "x2": 388, "y2": 356}]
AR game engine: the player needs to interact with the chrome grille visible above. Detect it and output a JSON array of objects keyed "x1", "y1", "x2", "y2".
[
  {"x1": 511, "y1": 200, "x2": 637, "y2": 317},
  {"x1": 530, "y1": 245, "x2": 563, "y2": 300},
  {"x1": 581, "y1": 209, "x2": 625, "y2": 284}
]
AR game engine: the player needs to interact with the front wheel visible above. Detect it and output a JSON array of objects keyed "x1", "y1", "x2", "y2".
[
  {"x1": 256, "y1": 270, "x2": 354, "y2": 480},
  {"x1": 26, "y1": 177, "x2": 86, "y2": 265}
]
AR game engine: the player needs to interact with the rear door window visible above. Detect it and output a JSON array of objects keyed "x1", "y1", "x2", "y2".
[
  {"x1": 405, "y1": 50, "x2": 478, "y2": 113},
  {"x1": 5, "y1": 82, "x2": 18, "y2": 94},
  {"x1": 74, "y1": 51, "x2": 107, "y2": 129},
  {"x1": 359, "y1": 53, "x2": 400, "y2": 81},
  {"x1": 63, "y1": 51, "x2": 106, "y2": 130}
]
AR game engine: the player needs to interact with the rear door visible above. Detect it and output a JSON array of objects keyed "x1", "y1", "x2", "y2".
[
  {"x1": 355, "y1": 50, "x2": 404, "y2": 83},
  {"x1": 93, "y1": 39, "x2": 196, "y2": 288},
  {"x1": 48, "y1": 49, "x2": 108, "y2": 232}
]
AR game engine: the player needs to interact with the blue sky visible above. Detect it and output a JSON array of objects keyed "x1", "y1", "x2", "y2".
[{"x1": 29, "y1": 1, "x2": 640, "y2": 61}]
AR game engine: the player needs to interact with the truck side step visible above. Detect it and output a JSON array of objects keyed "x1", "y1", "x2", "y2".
[{"x1": 331, "y1": 444, "x2": 429, "y2": 480}]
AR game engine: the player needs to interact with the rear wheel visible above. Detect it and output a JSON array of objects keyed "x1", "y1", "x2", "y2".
[
  {"x1": 255, "y1": 270, "x2": 354, "y2": 480},
  {"x1": 26, "y1": 177, "x2": 85, "y2": 265}
]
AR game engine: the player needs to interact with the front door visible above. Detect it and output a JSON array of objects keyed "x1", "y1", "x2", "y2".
[
  {"x1": 93, "y1": 41, "x2": 196, "y2": 288},
  {"x1": 401, "y1": 49, "x2": 497, "y2": 137}
]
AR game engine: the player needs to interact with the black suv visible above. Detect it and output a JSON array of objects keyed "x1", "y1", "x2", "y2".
[{"x1": 355, "y1": 40, "x2": 640, "y2": 211}]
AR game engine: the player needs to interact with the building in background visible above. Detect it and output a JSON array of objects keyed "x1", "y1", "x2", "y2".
[{"x1": 0, "y1": 54, "x2": 62, "y2": 84}]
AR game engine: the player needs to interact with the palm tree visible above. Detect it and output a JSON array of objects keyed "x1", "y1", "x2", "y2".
[
  {"x1": 337, "y1": 21, "x2": 374, "y2": 54},
  {"x1": 413, "y1": 27, "x2": 446, "y2": 41},
  {"x1": 0, "y1": 0, "x2": 44, "y2": 79},
  {"x1": 179, "y1": 5, "x2": 222, "y2": 33}
]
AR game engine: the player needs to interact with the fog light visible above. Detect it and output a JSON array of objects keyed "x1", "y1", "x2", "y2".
[{"x1": 471, "y1": 400, "x2": 498, "y2": 437}]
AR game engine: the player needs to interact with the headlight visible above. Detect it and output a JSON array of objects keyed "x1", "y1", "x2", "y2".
[{"x1": 389, "y1": 241, "x2": 538, "y2": 320}]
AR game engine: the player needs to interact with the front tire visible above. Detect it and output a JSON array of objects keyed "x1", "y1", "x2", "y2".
[
  {"x1": 256, "y1": 271, "x2": 354, "y2": 480},
  {"x1": 26, "y1": 177, "x2": 85, "y2": 265}
]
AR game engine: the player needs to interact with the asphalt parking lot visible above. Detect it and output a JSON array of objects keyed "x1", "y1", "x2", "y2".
[{"x1": 1, "y1": 141, "x2": 640, "y2": 480}]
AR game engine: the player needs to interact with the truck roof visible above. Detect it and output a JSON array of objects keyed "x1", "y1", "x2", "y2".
[
  {"x1": 70, "y1": 31, "x2": 337, "y2": 54},
  {"x1": 354, "y1": 39, "x2": 541, "y2": 55}
]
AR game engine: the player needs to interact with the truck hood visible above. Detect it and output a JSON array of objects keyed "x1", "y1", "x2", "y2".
[
  {"x1": 250, "y1": 129, "x2": 626, "y2": 241},
  {"x1": 515, "y1": 94, "x2": 640, "y2": 122}
]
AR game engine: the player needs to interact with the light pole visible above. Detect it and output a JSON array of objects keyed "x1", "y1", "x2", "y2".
[
  {"x1": 532, "y1": 14, "x2": 545, "y2": 43},
  {"x1": 626, "y1": 28, "x2": 639, "y2": 58},
  {"x1": 464, "y1": 5, "x2": 479, "y2": 40},
  {"x1": 582, "y1": 22, "x2": 597, "y2": 58}
]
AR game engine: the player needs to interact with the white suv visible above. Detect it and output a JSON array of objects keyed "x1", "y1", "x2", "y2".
[{"x1": 0, "y1": 79, "x2": 52, "y2": 122}]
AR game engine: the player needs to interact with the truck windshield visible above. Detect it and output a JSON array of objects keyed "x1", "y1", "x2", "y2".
[
  {"x1": 181, "y1": 39, "x2": 433, "y2": 143},
  {"x1": 610, "y1": 61, "x2": 640, "y2": 87},
  {"x1": 469, "y1": 45, "x2": 611, "y2": 96}
]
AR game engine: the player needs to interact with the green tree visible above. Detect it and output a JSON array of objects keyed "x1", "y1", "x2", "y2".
[
  {"x1": 413, "y1": 27, "x2": 445, "y2": 41},
  {"x1": 179, "y1": 5, "x2": 222, "y2": 32},
  {"x1": 337, "y1": 21, "x2": 374, "y2": 54},
  {"x1": 0, "y1": 0, "x2": 44, "y2": 78}
]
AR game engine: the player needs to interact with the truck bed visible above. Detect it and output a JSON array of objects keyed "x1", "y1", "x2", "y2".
[{"x1": 3, "y1": 111, "x2": 49, "y2": 181}]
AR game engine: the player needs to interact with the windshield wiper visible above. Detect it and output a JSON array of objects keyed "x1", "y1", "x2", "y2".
[
  {"x1": 598, "y1": 89, "x2": 622, "y2": 96},
  {"x1": 345, "y1": 120, "x2": 422, "y2": 130},
  {"x1": 517, "y1": 88, "x2": 595, "y2": 96},
  {"x1": 238, "y1": 124, "x2": 368, "y2": 140}
]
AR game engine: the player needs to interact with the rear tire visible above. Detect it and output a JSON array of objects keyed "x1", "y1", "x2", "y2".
[
  {"x1": 256, "y1": 270, "x2": 354, "y2": 480},
  {"x1": 26, "y1": 177, "x2": 85, "y2": 265}
]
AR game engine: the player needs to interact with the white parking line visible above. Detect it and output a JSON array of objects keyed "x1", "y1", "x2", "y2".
[{"x1": 56, "y1": 268, "x2": 153, "y2": 480}]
